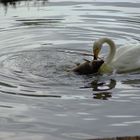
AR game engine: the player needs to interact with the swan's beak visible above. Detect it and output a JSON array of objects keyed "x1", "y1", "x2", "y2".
[{"x1": 93, "y1": 48, "x2": 101, "y2": 60}]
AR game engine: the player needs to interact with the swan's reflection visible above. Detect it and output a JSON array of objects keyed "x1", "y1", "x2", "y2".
[
  {"x1": 91, "y1": 79, "x2": 116, "y2": 91},
  {"x1": 93, "y1": 92, "x2": 112, "y2": 100},
  {"x1": 91, "y1": 79, "x2": 116, "y2": 100},
  {"x1": 82, "y1": 78, "x2": 116, "y2": 100}
]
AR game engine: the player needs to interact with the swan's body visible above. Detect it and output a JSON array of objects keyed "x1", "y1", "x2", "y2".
[{"x1": 93, "y1": 38, "x2": 140, "y2": 73}]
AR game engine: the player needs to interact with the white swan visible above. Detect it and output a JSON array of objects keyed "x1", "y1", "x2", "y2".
[{"x1": 93, "y1": 37, "x2": 140, "y2": 73}]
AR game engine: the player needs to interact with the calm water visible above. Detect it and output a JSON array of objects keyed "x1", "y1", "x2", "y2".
[{"x1": 0, "y1": 0, "x2": 140, "y2": 139}]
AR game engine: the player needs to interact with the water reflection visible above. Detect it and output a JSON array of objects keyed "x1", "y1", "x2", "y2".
[
  {"x1": 0, "y1": 0, "x2": 48, "y2": 6},
  {"x1": 82, "y1": 78, "x2": 116, "y2": 90},
  {"x1": 92, "y1": 79, "x2": 116, "y2": 100},
  {"x1": 93, "y1": 92, "x2": 112, "y2": 100},
  {"x1": 0, "y1": 0, "x2": 48, "y2": 15},
  {"x1": 0, "y1": 0, "x2": 17, "y2": 6},
  {"x1": 82, "y1": 78, "x2": 116, "y2": 100},
  {"x1": 91, "y1": 79, "x2": 116, "y2": 91}
]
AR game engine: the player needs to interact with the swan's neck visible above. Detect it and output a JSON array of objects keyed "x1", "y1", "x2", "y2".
[{"x1": 99, "y1": 38, "x2": 116, "y2": 64}]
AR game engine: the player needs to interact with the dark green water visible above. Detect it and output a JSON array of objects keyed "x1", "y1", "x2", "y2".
[{"x1": 0, "y1": 0, "x2": 140, "y2": 139}]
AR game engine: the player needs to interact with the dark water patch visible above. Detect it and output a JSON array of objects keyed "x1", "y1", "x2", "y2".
[
  {"x1": 119, "y1": 19, "x2": 140, "y2": 24},
  {"x1": 88, "y1": 136, "x2": 140, "y2": 140},
  {"x1": 93, "y1": 92, "x2": 112, "y2": 100},
  {"x1": 122, "y1": 79, "x2": 140, "y2": 88},
  {"x1": 0, "y1": 104, "x2": 13, "y2": 108},
  {"x1": 0, "y1": 0, "x2": 48, "y2": 7},
  {"x1": 15, "y1": 18, "x2": 63, "y2": 27},
  {"x1": 0, "y1": 81, "x2": 16, "y2": 88},
  {"x1": 0, "y1": 89, "x2": 61, "y2": 98},
  {"x1": 94, "y1": 2, "x2": 140, "y2": 8},
  {"x1": 0, "y1": 0, "x2": 18, "y2": 6}
]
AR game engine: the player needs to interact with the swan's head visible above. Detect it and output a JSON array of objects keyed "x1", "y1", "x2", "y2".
[
  {"x1": 93, "y1": 37, "x2": 116, "y2": 63},
  {"x1": 93, "y1": 40, "x2": 102, "y2": 60},
  {"x1": 92, "y1": 37, "x2": 116, "y2": 73}
]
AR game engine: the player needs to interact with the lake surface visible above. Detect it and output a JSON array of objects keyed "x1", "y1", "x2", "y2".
[{"x1": 0, "y1": 0, "x2": 140, "y2": 139}]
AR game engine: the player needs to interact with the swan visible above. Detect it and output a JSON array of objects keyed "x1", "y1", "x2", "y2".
[{"x1": 93, "y1": 37, "x2": 140, "y2": 73}]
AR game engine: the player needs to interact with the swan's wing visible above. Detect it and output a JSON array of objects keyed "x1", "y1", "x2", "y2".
[
  {"x1": 114, "y1": 45, "x2": 133, "y2": 60},
  {"x1": 112, "y1": 45, "x2": 140, "y2": 72}
]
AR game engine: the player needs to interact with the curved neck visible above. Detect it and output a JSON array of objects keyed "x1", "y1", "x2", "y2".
[{"x1": 98, "y1": 38, "x2": 116, "y2": 64}]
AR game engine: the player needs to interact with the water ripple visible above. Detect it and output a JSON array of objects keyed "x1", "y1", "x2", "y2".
[{"x1": 0, "y1": 1, "x2": 140, "y2": 138}]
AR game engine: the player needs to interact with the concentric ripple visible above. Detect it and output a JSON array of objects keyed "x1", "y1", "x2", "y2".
[
  {"x1": 0, "y1": 0, "x2": 140, "y2": 99},
  {"x1": 0, "y1": 0, "x2": 140, "y2": 139},
  {"x1": 0, "y1": 48, "x2": 94, "y2": 97}
]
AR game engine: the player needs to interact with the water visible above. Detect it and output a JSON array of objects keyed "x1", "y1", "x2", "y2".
[{"x1": 0, "y1": 0, "x2": 140, "y2": 139}]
